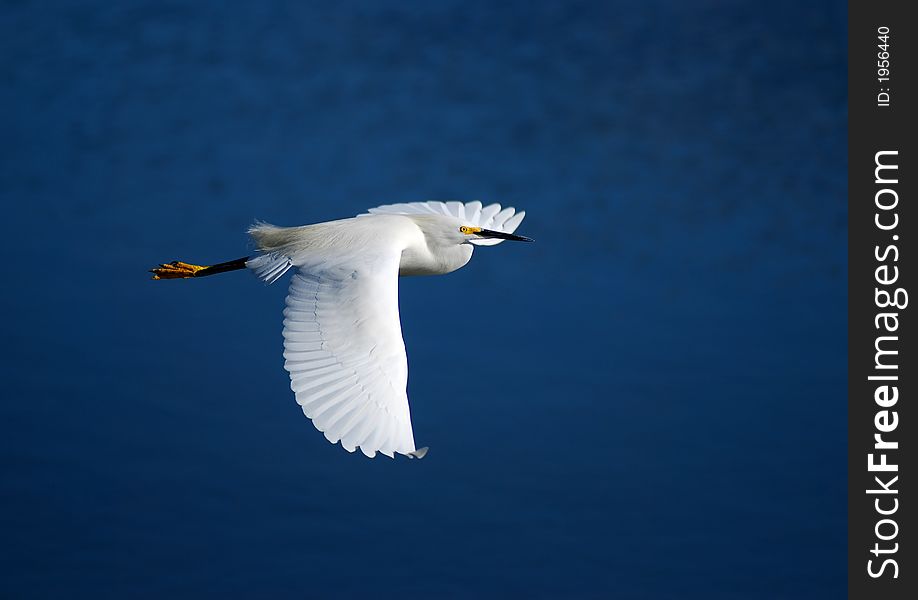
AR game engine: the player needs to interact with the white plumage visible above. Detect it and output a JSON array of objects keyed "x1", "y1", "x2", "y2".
[{"x1": 156, "y1": 201, "x2": 530, "y2": 459}]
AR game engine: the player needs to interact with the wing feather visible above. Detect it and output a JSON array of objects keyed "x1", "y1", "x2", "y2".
[
  {"x1": 491, "y1": 207, "x2": 515, "y2": 229},
  {"x1": 479, "y1": 203, "x2": 502, "y2": 226},
  {"x1": 502, "y1": 211, "x2": 526, "y2": 234},
  {"x1": 464, "y1": 200, "x2": 483, "y2": 223},
  {"x1": 272, "y1": 253, "x2": 417, "y2": 458}
]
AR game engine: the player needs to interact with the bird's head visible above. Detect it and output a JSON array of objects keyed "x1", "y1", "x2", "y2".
[
  {"x1": 402, "y1": 214, "x2": 533, "y2": 276},
  {"x1": 423, "y1": 219, "x2": 534, "y2": 247},
  {"x1": 407, "y1": 213, "x2": 533, "y2": 252},
  {"x1": 456, "y1": 225, "x2": 534, "y2": 244}
]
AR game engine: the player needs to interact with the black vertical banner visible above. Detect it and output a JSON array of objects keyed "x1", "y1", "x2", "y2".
[{"x1": 849, "y1": 1, "x2": 915, "y2": 598}]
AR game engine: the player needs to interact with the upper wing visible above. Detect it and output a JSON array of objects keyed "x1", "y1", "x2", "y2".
[
  {"x1": 362, "y1": 201, "x2": 526, "y2": 246},
  {"x1": 259, "y1": 247, "x2": 420, "y2": 458}
]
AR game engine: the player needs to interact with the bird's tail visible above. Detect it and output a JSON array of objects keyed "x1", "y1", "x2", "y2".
[{"x1": 246, "y1": 221, "x2": 298, "y2": 284}]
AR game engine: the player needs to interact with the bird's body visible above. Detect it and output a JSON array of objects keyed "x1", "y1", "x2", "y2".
[
  {"x1": 248, "y1": 214, "x2": 474, "y2": 278},
  {"x1": 151, "y1": 201, "x2": 531, "y2": 459}
]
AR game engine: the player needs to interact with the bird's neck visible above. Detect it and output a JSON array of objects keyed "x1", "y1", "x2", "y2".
[{"x1": 399, "y1": 242, "x2": 473, "y2": 277}]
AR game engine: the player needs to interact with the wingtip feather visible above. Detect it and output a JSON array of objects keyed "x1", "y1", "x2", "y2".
[{"x1": 407, "y1": 447, "x2": 429, "y2": 459}]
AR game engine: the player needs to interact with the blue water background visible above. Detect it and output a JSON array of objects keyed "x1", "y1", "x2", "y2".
[{"x1": 1, "y1": 1, "x2": 846, "y2": 597}]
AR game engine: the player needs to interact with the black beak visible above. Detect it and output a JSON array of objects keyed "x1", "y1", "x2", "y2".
[{"x1": 477, "y1": 228, "x2": 534, "y2": 242}]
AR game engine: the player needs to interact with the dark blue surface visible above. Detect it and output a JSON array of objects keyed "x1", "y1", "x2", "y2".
[{"x1": 1, "y1": 1, "x2": 846, "y2": 598}]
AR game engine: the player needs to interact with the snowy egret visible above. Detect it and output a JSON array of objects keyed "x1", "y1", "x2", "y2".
[{"x1": 151, "y1": 201, "x2": 532, "y2": 459}]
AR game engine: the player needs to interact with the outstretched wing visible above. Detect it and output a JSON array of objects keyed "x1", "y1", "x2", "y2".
[
  {"x1": 252, "y1": 245, "x2": 421, "y2": 459},
  {"x1": 362, "y1": 201, "x2": 525, "y2": 246}
]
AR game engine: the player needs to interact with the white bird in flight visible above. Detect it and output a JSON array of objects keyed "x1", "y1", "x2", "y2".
[{"x1": 151, "y1": 201, "x2": 532, "y2": 459}]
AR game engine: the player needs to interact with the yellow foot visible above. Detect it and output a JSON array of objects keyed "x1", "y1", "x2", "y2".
[{"x1": 150, "y1": 260, "x2": 207, "y2": 280}]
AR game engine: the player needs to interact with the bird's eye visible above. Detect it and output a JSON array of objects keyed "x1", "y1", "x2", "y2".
[{"x1": 459, "y1": 226, "x2": 470, "y2": 234}]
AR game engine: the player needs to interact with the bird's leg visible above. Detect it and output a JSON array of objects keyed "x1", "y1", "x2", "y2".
[{"x1": 150, "y1": 257, "x2": 250, "y2": 280}]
